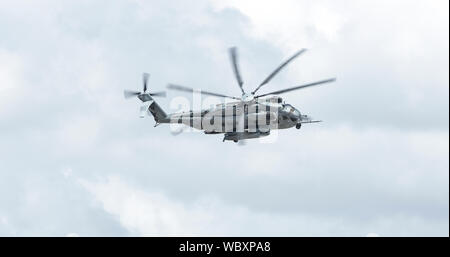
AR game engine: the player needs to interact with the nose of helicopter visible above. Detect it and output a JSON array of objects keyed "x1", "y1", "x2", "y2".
[
  {"x1": 281, "y1": 104, "x2": 301, "y2": 123},
  {"x1": 289, "y1": 110, "x2": 301, "y2": 122}
]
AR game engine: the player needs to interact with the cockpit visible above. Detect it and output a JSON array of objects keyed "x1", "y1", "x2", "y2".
[{"x1": 282, "y1": 104, "x2": 300, "y2": 116}]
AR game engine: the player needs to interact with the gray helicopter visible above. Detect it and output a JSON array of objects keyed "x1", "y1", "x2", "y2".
[{"x1": 124, "y1": 47, "x2": 335, "y2": 142}]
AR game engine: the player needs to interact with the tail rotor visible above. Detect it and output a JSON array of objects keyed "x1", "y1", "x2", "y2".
[
  {"x1": 124, "y1": 72, "x2": 166, "y2": 118},
  {"x1": 123, "y1": 73, "x2": 166, "y2": 100}
]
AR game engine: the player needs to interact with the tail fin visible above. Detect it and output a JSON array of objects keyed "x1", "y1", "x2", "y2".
[
  {"x1": 123, "y1": 72, "x2": 168, "y2": 123},
  {"x1": 147, "y1": 97, "x2": 169, "y2": 123},
  {"x1": 134, "y1": 93, "x2": 168, "y2": 123}
]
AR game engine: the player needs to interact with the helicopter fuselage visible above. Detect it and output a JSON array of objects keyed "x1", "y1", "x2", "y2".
[{"x1": 155, "y1": 96, "x2": 311, "y2": 141}]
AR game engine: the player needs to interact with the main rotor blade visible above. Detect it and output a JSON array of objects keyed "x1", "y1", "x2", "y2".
[
  {"x1": 143, "y1": 72, "x2": 150, "y2": 92},
  {"x1": 124, "y1": 90, "x2": 141, "y2": 99},
  {"x1": 149, "y1": 91, "x2": 167, "y2": 97},
  {"x1": 255, "y1": 78, "x2": 336, "y2": 98},
  {"x1": 252, "y1": 49, "x2": 307, "y2": 95},
  {"x1": 167, "y1": 84, "x2": 241, "y2": 100},
  {"x1": 229, "y1": 47, "x2": 245, "y2": 95}
]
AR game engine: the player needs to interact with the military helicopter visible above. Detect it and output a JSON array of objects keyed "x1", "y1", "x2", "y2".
[{"x1": 124, "y1": 47, "x2": 335, "y2": 142}]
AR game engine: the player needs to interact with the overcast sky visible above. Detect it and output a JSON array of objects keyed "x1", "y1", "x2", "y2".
[{"x1": 0, "y1": 0, "x2": 448, "y2": 236}]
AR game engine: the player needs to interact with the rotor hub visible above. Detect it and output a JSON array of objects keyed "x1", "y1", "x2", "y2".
[{"x1": 241, "y1": 93, "x2": 254, "y2": 102}]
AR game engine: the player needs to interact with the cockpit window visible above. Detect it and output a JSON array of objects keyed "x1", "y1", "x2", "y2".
[
  {"x1": 282, "y1": 104, "x2": 300, "y2": 115},
  {"x1": 277, "y1": 97, "x2": 283, "y2": 103},
  {"x1": 283, "y1": 104, "x2": 293, "y2": 112}
]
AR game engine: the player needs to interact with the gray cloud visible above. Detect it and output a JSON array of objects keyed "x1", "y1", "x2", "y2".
[{"x1": 0, "y1": 0, "x2": 448, "y2": 236}]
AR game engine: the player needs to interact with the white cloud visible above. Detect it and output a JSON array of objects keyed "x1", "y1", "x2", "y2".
[
  {"x1": 0, "y1": 0, "x2": 447, "y2": 237},
  {"x1": 0, "y1": 50, "x2": 24, "y2": 118},
  {"x1": 0, "y1": 50, "x2": 22, "y2": 91},
  {"x1": 213, "y1": 0, "x2": 449, "y2": 129},
  {"x1": 79, "y1": 173, "x2": 448, "y2": 236},
  {"x1": 212, "y1": 0, "x2": 346, "y2": 50},
  {"x1": 57, "y1": 116, "x2": 101, "y2": 152},
  {"x1": 77, "y1": 174, "x2": 352, "y2": 236}
]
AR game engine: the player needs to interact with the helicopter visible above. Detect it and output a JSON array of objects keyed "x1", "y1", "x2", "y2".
[{"x1": 124, "y1": 47, "x2": 335, "y2": 142}]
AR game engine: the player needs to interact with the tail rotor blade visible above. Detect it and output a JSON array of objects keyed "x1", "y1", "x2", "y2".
[
  {"x1": 149, "y1": 91, "x2": 167, "y2": 97},
  {"x1": 252, "y1": 49, "x2": 307, "y2": 95},
  {"x1": 143, "y1": 73, "x2": 150, "y2": 92},
  {"x1": 124, "y1": 90, "x2": 141, "y2": 99},
  {"x1": 229, "y1": 47, "x2": 245, "y2": 95}
]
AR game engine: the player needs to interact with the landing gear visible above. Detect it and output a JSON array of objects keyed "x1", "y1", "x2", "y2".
[
  {"x1": 296, "y1": 123, "x2": 302, "y2": 129},
  {"x1": 233, "y1": 140, "x2": 239, "y2": 143}
]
